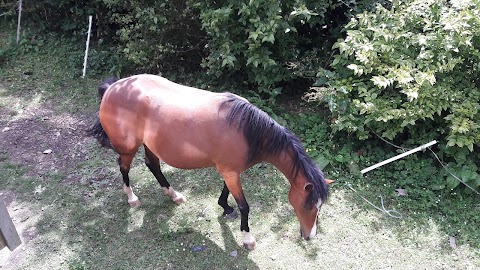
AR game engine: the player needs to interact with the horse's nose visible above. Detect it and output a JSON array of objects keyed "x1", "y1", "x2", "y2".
[{"x1": 300, "y1": 229, "x2": 312, "y2": 240}]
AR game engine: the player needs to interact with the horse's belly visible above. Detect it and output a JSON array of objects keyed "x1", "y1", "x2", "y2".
[
  {"x1": 142, "y1": 107, "x2": 247, "y2": 170},
  {"x1": 162, "y1": 158, "x2": 215, "y2": 170},
  {"x1": 152, "y1": 144, "x2": 216, "y2": 169}
]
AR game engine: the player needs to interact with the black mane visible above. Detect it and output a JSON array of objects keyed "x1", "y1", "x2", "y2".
[{"x1": 222, "y1": 94, "x2": 328, "y2": 205}]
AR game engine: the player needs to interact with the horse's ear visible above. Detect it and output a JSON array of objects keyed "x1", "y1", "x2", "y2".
[
  {"x1": 304, "y1": 183, "x2": 314, "y2": 192},
  {"x1": 325, "y1": 179, "x2": 335, "y2": 185}
]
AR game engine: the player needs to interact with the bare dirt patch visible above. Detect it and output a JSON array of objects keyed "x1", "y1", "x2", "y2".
[
  {"x1": 0, "y1": 104, "x2": 92, "y2": 176},
  {"x1": 0, "y1": 100, "x2": 99, "y2": 268}
]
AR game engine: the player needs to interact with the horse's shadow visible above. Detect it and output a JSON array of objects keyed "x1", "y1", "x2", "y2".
[
  {"x1": 130, "y1": 198, "x2": 260, "y2": 270},
  {"x1": 58, "y1": 188, "x2": 260, "y2": 270}
]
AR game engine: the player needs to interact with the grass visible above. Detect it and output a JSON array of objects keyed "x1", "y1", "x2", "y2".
[{"x1": 1, "y1": 26, "x2": 479, "y2": 269}]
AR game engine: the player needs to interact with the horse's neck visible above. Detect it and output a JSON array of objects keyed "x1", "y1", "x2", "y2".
[{"x1": 265, "y1": 150, "x2": 296, "y2": 183}]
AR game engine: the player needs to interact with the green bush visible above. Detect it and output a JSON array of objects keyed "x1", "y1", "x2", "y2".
[
  {"x1": 9, "y1": 0, "x2": 102, "y2": 34},
  {"x1": 284, "y1": 111, "x2": 479, "y2": 247},
  {"x1": 4, "y1": 0, "x2": 204, "y2": 76},
  {"x1": 313, "y1": 0, "x2": 480, "y2": 192},
  {"x1": 6, "y1": 0, "x2": 386, "y2": 87},
  {"x1": 7, "y1": 0, "x2": 375, "y2": 89},
  {"x1": 103, "y1": 0, "x2": 206, "y2": 75},
  {"x1": 195, "y1": 0, "x2": 346, "y2": 97}
]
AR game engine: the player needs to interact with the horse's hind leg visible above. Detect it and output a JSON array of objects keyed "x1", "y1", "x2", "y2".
[
  {"x1": 119, "y1": 154, "x2": 141, "y2": 208},
  {"x1": 144, "y1": 145, "x2": 186, "y2": 205}
]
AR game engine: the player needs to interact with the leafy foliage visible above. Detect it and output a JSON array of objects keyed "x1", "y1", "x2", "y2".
[
  {"x1": 4, "y1": 0, "x2": 362, "y2": 91},
  {"x1": 103, "y1": 0, "x2": 206, "y2": 74},
  {"x1": 313, "y1": 0, "x2": 480, "y2": 192},
  {"x1": 195, "y1": 0, "x2": 345, "y2": 97},
  {"x1": 3, "y1": 0, "x2": 205, "y2": 76}
]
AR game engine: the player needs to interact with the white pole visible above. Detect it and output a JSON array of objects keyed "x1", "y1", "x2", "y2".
[
  {"x1": 361, "y1": 140, "x2": 437, "y2": 174},
  {"x1": 82, "y1": 15, "x2": 93, "y2": 78},
  {"x1": 16, "y1": 0, "x2": 22, "y2": 44}
]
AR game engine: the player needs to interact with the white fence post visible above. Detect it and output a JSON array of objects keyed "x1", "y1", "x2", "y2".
[
  {"x1": 82, "y1": 15, "x2": 93, "y2": 78},
  {"x1": 16, "y1": 0, "x2": 22, "y2": 44},
  {"x1": 361, "y1": 140, "x2": 438, "y2": 174}
]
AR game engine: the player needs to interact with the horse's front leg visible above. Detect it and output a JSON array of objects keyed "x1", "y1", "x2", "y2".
[
  {"x1": 217, "y1": 183, "x2": 238, "y2": 219},
  {"x1": 217, "y1": 169, "x2": 256, "y2": 250}
]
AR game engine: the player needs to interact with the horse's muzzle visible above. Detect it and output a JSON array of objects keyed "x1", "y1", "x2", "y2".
[{"x1": 300, "y1": 229, "x2": 316, "y2": 240}]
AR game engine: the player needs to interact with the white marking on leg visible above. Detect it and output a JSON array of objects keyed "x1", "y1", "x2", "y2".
[
  {"x1": 162, "y1": 186, "x2": 186, "y2": 205},
  {"x1": 242, "y1": 230, "x2": 256, "y2": 250},
  {"x1": 123, "y1": 185, "x2": 141, "y2": 207}
]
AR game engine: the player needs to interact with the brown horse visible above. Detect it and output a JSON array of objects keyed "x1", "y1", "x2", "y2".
[{"x1": 88, "y1": 74, "x2": 330, "y2": 250}]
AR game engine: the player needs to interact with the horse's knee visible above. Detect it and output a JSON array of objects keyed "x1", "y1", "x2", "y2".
[{"x1": 238, "y1": 203, "x2": 249, "y2": 215}]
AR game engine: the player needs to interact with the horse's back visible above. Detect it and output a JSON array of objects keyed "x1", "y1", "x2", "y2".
[{"x1": 99, "y1": 74, "x2": 248, "y2": 170}]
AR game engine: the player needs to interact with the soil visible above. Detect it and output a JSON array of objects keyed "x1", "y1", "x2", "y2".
[
  {"x1": 0, "y1": 103, "x2": 91, "y2": 177},
  {"x1": 0, "y1": 100, "x2": 95, "y2": 267}
]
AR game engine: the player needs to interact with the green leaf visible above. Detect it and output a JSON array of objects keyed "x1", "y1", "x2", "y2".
[
  {"x1": 430, "y1": 183, "x2": 446, "y2": 191},
  {"x1": 262, "y1": 34, "x2": 275, "y2": 44},
  {"x1": 371, "y1": 76, "x2": 390, "y2": 88},
  {"x1": 446, "y1": 175, "x2": 461, "y2": 189},
  {"x1": 332, "y1": 56, "x2": 341, "y2": 66},
  {"x1": 314, "y1": 77, "x2": 327, "y2": 86},
  {"x1": 249, "y1": 31, "x2": 259, "y2": 41},
  {"x1": 447, "y1": 138, "x2": 456, "y2": 147},
  {"x1": 221, "y1": 55, "x2": 236, "y2": 67},
  {"x1": 461, "y1": 168, "x2": 473, "y2": 181},
  {"x1": 397, "y1": 70, "x2": 414, "y2": 84},
  {"x1": 467, "y1": 143, "x2": 474, "y2": 152},
  {"x1": 315, "y1": 155, "x2": 330, "y2": 170},
  {"x1": 475, "y1": 177, "x2": 480, "y2": 188},
  {"x1": 347, "y1": 64, "x2": 364, "y2": 75}
]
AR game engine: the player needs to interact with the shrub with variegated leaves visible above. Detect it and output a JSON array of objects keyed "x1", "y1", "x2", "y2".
[{"x1": 314, "y1": 0, "x2": 480, "y2": 192}]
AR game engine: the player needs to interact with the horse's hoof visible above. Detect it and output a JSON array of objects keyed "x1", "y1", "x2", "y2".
[
  {"x1": 242, "y1": 231, "x2": 256, "y2": 250},
  {"x1": 243, "y1": 241, "x2": 256, "y2": 250},
  {"x1": 173, "y1": 195, "x2": 186, "y2": 205},
  {"x1": 128, "y1": 198, "x2": 142, "y2": 208},
  {"x1": 223, "y1": 209, "x2": 238, "y2": 220}
]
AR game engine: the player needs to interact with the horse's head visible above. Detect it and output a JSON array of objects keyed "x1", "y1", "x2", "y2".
[{"x1": 288, "y1": 178, "x2": 334, "y2": 239}]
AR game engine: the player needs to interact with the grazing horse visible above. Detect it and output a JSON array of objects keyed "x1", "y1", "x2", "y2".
[{"x1": 88, "y1": 74, "x2": 330, "y2": 250}]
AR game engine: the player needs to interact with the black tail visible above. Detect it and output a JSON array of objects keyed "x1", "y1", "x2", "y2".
[{"x1": 86, "y1": 78, "x2": 119, "y2": 149}]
